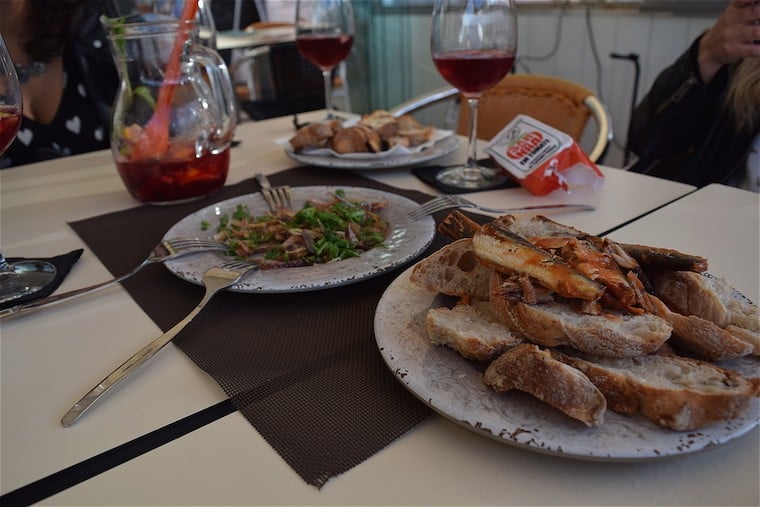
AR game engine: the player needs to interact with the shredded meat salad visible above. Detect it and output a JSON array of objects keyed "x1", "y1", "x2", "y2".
[{"x1": 203, "y1": 190, "x2": 390, "y2": 268}]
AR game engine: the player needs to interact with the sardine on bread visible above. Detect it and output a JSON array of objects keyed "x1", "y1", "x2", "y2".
[{"x1": 408, "y1": 211, "x2": 759, "y2": 430}]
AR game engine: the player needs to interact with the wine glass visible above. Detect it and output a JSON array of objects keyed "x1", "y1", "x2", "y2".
[
  {"x1": 431, "y1": 0, "x2": 517, "y2": 189},
  {"x1": 295, "y1": 0, "x2": 354, "y2": 119},
  {"x1": 0, "y1": 34, "x2": 58, "y2": 305}
]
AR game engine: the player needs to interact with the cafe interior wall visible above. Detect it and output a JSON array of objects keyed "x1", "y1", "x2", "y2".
[{"x1": 347, "y1": 2, "x2": 719, "y2": 168}]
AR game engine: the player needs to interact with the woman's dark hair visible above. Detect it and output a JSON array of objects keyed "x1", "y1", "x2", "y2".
[{"x1": 23, "y1": 0, "x2": 88, "y2": 62}]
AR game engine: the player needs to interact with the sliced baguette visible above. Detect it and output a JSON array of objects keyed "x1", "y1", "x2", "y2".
[
  {"x1": 426, "y1": 301, "x2": 521, "y2": 362},
  {"x1": 649, "y1": 296, "x2": 753, "y2": 361},
  {"x1": 484, "y1": 344, "x2": 607, "y2": 427},
  {"x1": 410, "y1": 238, "x2": 491, "y2": 301},
  {"x1": 551, "y1": 350, "x2": 760, "y2": 431},
  {"x1": 493, "y1": 299, "x2": 673, "y2": 357},
  {"x1": 490, "y1": 271, "x2": 672, "y2": 357},
  {"x1": 653, "y1": 271, "x2": 759, "y2": 355}
]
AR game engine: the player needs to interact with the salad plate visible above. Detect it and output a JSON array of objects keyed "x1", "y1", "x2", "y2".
[
  {"x1": 162, "y1": 186, "x2": 435, "y2": 293},
  {"x1": 374, "y1": 264, "x2": 760, "y2": 461}
]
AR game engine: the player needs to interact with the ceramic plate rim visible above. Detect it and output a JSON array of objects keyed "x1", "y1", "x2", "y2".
[
  {"x1": 162, "y1": 186, "x2": 435, "y2": 293},
  {"x1": 284, "y1": 134, "x2": 460, "y2": 170},
  {"x1": 374, "y1": 264, "x2": 760, "y2": 462}
]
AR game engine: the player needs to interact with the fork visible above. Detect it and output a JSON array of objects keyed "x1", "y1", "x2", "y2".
[
  {"x1": 408, "y1": 194, "x2": 596, "y2": 221},
  {"x1": 60, "y1": 260, "x2": 259, "y2": 427},
  {"x1": 255, "y1": 173, "x2": 293, "y2": 213},
  {"x1": 0, "y1": 238, "x2": 227, "y2": 321}
]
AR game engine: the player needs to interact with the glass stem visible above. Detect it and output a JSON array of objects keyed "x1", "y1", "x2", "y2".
[
  {"x1": 0, "y1": 253, "x2": 12, "y2": 274},
  {"x1": 466, "y1": 97, "x2": 479, "y2": 168},
  {"x1": 322, "y1": 69, "x2": 334, "y2": 119}
]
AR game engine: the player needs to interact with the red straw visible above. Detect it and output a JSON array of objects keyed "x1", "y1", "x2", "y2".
[{"x1": 131, "y1": 0, "x2": 199, "y2": 160}]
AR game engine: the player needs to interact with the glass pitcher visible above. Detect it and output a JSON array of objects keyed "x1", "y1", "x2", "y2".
[{"x1": 102, "y1": 15, "x2": 237, "y2": 205}]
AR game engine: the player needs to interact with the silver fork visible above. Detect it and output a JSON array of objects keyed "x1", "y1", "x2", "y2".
[
  {"x1": 408, "y1": 194, "x2": 595, "y2": 221},
  {"x1": 0, "y1": 238, "x2": 227, "y2": 321},
  {"x1": 255, "y1": 173, "x2": 293, "y2": 213},
  {"x1": 61, "y1": 260, "x2": 259, "y2": 427}
]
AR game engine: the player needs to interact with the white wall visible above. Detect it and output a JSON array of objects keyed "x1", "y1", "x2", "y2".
[{"x1": 365, "y1": 6, "x2": 718, "y2": 167}]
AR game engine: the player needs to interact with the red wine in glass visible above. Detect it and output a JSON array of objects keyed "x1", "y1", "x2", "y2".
[
  {"x1": 296, "y1": 34, "x2": 354, "y2": 71},
  {"x1": 433, "y1": 50, "x2": 515, "y2": 96},
  {"x1": 0, "y1": 34, "x2": 59, "y2": 304},
  {"x1": 295, "y1": 0, "x2": 355, "y2": 119},
  {"x1": 431, "y1": 0, "x2": 517, "y2": 190},
  {"x1": 0, "y1": 107, "x2": 21, "y2": 154}
]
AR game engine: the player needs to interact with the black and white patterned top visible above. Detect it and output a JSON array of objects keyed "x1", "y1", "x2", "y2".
[{"x1": 1, "y1": 47, "x2": 111, "y2": 168}]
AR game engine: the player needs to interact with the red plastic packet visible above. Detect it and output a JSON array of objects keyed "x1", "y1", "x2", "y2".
[{"x1": 484, "y1": 115, "x2": 604, "y2": 196}]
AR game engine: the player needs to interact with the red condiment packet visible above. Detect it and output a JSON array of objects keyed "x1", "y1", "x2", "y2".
[{"x1": 484, "y1": 115, "x2": 604, "y2": 196}]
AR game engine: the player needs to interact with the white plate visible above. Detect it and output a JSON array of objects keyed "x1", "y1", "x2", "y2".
[
  {"x1": 283, "y1": 134, "x2": 460, "y2": 170},
  {"x1": 374, "y1": 264, "x2": 760, "y2": 461},
  {"x1": 163, "y1": 186, "x2": 435, "y2": 293}
]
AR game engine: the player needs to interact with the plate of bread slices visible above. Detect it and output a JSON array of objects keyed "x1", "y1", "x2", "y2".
[
  {"x1": 374, "y1": 211, "x2": 759, "y2": 460},
  {"x1": 278, "y1": 110, "x2": 459, "y2": 170}
]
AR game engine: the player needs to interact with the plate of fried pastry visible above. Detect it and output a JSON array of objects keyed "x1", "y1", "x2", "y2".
[
  {"x1": 375, "y1": 211, "x2": 759, "y2": 461},
  {"x1": 278, "y1": 110, "x2": 459, "y2": 169}
]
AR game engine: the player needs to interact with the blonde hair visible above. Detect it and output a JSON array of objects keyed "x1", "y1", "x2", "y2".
[{"x1": 726, "y1": 58, "x2": 760, "y2": 132}]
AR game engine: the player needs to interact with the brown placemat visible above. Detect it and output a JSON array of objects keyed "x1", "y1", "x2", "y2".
[{"x1": 68, "y1": 166, "x2": 442, "y2": 488}]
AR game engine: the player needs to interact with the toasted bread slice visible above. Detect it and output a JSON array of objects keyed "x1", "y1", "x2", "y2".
[
  {"x1": 653, "y1": 271, "x2": 759, "y2": 331},
  {"x1": 331, "y1": 125, "x2": 382, "y2": 153},
  {"x1": 426, "y1": 301, "x2": 521, "y2": 362},
  {"x1": 492, "y1": 298, "x2": 673, "y2": 358},
  {"x1": 484, "y1": 344, "x2": 606, "y2": 427},
  {"x1": 396, "y1": 114, "x2": 434, "y2": 146},
  {"x1": 409, "y1": 238, "x2": 491, "y2": 301},
  {"x1": 489, "y1": 271, "x2": 672, "y2": 357},
  {"x1": 552, "y1": 350, "x2": 760, "y2": 430},
  {"x1": 648, "y1": 295, "x2": 753, "y2": 361},
  {"x1": 359, "y1": 109, "x2": 399, "y2": 140},
  {"x1": 288, "y1": 120, "x2": 342, "y2": 152},
  {"x1": 725, "y1": 325, "x2": 760, "y2": 355}
]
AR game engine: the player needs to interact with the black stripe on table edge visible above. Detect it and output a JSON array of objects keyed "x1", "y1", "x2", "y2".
[{"x1": 0, "y1": 399, "x2": 235, "y2": 506}]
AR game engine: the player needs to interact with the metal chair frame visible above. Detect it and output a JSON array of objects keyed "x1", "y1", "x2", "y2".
[{"x1": 390, "y1": 74, "x2": 612, "y2": 163}]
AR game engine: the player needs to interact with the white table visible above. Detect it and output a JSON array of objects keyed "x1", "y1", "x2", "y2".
[
  {"x1": 216, "y1": 27, "x2": 295, "y2": 51},
  {"x1": 5, "y1": 113, "x2": 756, "y2": 505}
]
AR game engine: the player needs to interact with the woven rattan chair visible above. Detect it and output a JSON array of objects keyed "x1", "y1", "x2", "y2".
[{"x1": 390, "y1": 74, "x2": 612, "y2": 163}]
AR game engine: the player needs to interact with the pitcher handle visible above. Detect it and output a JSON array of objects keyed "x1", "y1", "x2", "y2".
[{"x1": 188, "y1": 44, "x2": 238, "y2": 153}]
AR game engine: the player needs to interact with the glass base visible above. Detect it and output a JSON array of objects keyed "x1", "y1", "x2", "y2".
[
  {"x1": 0, "y1": 260, "x2": 58, "y2": 305},
  {"x1": 435, "y1": 163, "x2": 507, "y2": 190}
]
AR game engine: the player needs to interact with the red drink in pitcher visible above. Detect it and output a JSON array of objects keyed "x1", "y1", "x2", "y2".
[
  {"x1": 115, "y1": 148, "x2": 230, "y2": 204},
  {"x1": 433, "y1": 50, "x2": 515, "y2": 95},
  {"x1": 0, "y1": 107, "x2": 21, "y2": 154}
]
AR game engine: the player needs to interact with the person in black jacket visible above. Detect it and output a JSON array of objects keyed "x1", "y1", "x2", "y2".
[
  {"x1": 627, "y1": 0, "x2": 760, "y2": 190},
  {"x1": 0, "y1": 0, "x2": 120, "y2": 168}
]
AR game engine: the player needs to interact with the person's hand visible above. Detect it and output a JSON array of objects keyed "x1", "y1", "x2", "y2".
[{"x1": 698, "y1": 0, "x2": 760, "y2": 83}]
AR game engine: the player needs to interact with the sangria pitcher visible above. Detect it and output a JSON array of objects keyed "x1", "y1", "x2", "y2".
[{"x1": 103, "y1": 15, "x2": 237, "y2": 204}]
